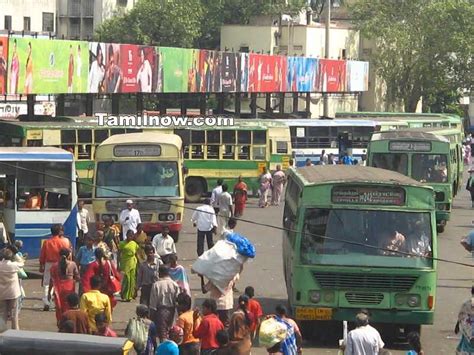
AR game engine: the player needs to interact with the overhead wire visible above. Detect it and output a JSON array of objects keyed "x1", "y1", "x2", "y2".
[{"x1": 0, "y1": 160, "x2": 472, "y2": 269}]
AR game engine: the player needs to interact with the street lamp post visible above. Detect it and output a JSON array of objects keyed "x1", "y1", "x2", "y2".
[{"x1": 323, "y1": 0, "x2": 331, "y2": 118}]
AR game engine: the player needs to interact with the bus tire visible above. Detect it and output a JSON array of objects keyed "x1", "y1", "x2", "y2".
[
  {"x1": 170, "y1": 232, "x2": 179, "y2": 243},
  {"x1": 437, "y1": 223, "x2": 446, "y2": 233},
  {"x1": 185, "y1": 177, "x2": 206, "y2": 203}
]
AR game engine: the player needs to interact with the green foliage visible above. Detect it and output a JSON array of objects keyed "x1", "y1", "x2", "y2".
[{"x1": 349, "y1": 0, "x2": 474, "y2": 112}]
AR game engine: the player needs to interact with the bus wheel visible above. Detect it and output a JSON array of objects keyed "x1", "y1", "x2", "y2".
[
  {"x1": 404, "y1": 324, "x2": 421, "y2": 337},
  {"x1": 437, "y1": 222, "x2": 446, "y2": 233},
  {"x1": 185, "y1": 177, "x2": 206, "y2": 203},
  {"x1": 170, "y1": 232, "x2": 179, "y2": 243}
]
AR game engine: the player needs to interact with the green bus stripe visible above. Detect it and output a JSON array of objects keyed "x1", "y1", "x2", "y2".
[{"x1": 184, "y1": 160, "x2": 262, "y2": 169}]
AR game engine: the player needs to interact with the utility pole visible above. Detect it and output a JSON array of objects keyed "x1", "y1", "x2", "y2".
[{"x1": 323, "y1": 0, "x2": 331, "y2": 118}]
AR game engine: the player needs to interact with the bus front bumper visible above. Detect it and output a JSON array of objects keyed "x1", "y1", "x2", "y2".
[
  {"x1": 292, "y1": 306, "x2": 434, "y2": 325},
  {"x1": 143, "y1": 222, "x2": 182, "y2": 234}
]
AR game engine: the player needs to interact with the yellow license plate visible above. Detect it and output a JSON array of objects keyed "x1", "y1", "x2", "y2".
[{"x1": 295, "y1": 307, "x2": 333, "y2": 320}]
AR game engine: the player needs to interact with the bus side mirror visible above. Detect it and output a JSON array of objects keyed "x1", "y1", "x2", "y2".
[{"x1": 182, "y1": 166, "x2": 189, "y2": 175}]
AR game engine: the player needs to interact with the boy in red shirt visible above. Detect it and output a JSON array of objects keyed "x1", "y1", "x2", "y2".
[
  {"x1": 245, "y1": 286, "x2": 264, "y2": 339},
  {"x1": 192, "y1": 299, "x2": 224, "y2": 354}
]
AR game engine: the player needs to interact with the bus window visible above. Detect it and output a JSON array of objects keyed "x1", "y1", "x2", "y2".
[
  {"x1": 238, "y1": 131, "x2": 251, "y2": 144},
  {"x1": 94, "y1": 130, "x2": 109, "y2": 144},
  {"x1": 251, "y1": 146, "x2": 264, "y2": 160},
  {"x1": 253, "y1": 131, "x2": 266, "y2": 145},
  {"x1": 78, "y1": 130, "x2": 92, "y2": 144},
  {"x1": 191, "y1": 131, "x2": 205, "y2": 144},
  {"x1": 78, "y1": 145, "x2": 92, "y2": 160},
  {"x1": 191, "y1": 145, "x2": 204, "y2": 159},
  {"x1": 412, "y1": 154, "x2": 447, "y2": 183},
  {"x1": 110, "y1": 129, "x2": 126, "y2": 136},
  {"x1": 207, "y1": 130, "x2": 221, "y2": 144},
  {"x1": 222, "y1": 131, "x2": 235, "y2": 144},
  {"x1": 175, "y1": 130, "x2": 191, "y2": 145},
  {"x1": 372, "y1": 153, "x2": 408, "y2": 175},
  {"x1": 27, "y1": 140, "x2": 43, "y2": 147},
  {"x1": 61, "y1": 130, "x2": 76, "y2": 144},
  {"x1": 237, "y1": 146, "x2": 250, "y2": 160},
  {"x1": 206, "y1": 145, "x2": 219, "y2": 159},
  {"x1": 223, "y1": 145, "x2": 235, "y2": 159},
  {"x1": 276, "y1": 141, "x2": 288, "y2": 154}
]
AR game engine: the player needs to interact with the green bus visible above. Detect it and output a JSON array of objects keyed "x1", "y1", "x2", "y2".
[
  {"x1": 0, "y1": 118, "x2": 291, "y2": 201},
  {"x1": 367, "y1": 130, "x2": 458, "y2": 232},
  {"x1": 283, "y1": 165, "x2": 436, "y2": 341}
]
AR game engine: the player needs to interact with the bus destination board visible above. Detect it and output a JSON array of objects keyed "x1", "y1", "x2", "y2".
[
  {"x1": 389, "y1": 141, "x2": 431, "y2": 152},
  {"x1": 114, "y1": 145, "x2": 161, "y2": 157},
  {"x1": 331, "y1": 186, "x2": 405, "y2": 206}
]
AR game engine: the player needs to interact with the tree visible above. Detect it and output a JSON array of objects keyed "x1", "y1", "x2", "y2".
[
  {"x1": 349, "y1": 0, "x2": 474, "y2": 112},
  {"x1": 95, "y1": 0, "x2": 204, "y2": 47}
]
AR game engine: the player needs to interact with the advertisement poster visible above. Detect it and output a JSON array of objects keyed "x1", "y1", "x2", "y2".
[
  {"x1": 318, "y1": 59, "x2": 347, "y2": 92},
  {"x1": 88, "y1": 42, "x2": 106, "y2": 94},
  {"x1": 221, "y1": 52, "x2": 238, "y2": 92},
  {"x1": 0, "y1": 37, "x2": 8, "y2": 95},
  {"x1": 248, "y1": 54, "x2": 287, "y2": 92},
  {"x1": 7, "y1": 38, "x2": 88, "y2": 95},
  {"x1": 286, "y1": 57, "x2": 318, "y2": 92},
  {"x1": 238, "y1": 53, "x2": 249, "y2": 92},
  {"x1": 104, "y1": 43, "x2": 122, "y2": 93},
  {"x1": 0, "y1": 102, "x2": 55, "y2": 118},
  {"x1": 347, "y1": 60, "x2": 369, "y2": 92},
  {"x1": 187, "y1": 49, "x2": 200, "y2": 93},
  {"x1": 120, "y1": 44, "x2": 140, "y2": 93},
  {"x1": 198, "y1": 50, "x2": 220, "y2": 93},
  {"x1": 159, "y1": 47, "x2": 193, "y2": 93}
]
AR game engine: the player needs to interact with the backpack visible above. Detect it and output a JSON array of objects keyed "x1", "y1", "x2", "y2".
[{"x1": 125, "y1": 318, "x2": 150, "y2": 353}]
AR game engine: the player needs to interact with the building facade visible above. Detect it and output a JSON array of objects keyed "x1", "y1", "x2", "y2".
[{"x1": 0, "y1": 0, "x2": 56, "y2": 34}]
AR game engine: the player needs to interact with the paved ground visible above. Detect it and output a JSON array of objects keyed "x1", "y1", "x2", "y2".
[{"x1": 17, "y1": 175, "x2": 473, "y2": 354}]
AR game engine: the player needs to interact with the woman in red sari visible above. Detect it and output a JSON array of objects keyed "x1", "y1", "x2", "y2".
[
  {"x1": 49, "y1": 248, "x2": 79, "y2": 325},
  {"x1": 82, "y1": 248, "x2": 121, "y2": 308},
  {"x1": 233, "y1": 175, "x2": 248, "y2": 217}
]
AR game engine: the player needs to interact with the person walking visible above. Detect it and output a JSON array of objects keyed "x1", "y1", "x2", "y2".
[
  {"x1": 93, "y1": 312, "x2": 117, "y2": 337},
  {"x1": 271, "y1": 165, "x2": 286, "y2": 206},
  {"x1": 60, "y1": 293, "x2": 90, "y2": 334},
  {"x1": 244, "y1": 286, "x2": 264, "y2": 340},
  {"x1": 191, "y1": 198, "x2": 217, "y2": 257},
  {"x1": 218, "y1": 184, "x2": 234, "y2": 232},
  {"x1": 344, "y1": 312, "x2": 384, "y2": 355},
  {"x1": 320, "y1": 150, "x2": 328, "y2": 165},
  {"x1": 151, "y1": 225, "x2": 176, "y2": 265},
  {"x1": 221, "y1": 217, "x2": 237, "y2": 240},
  {"x1": 168, "y1": 254, "x2": 191, "y2": 297},
  {"x1": 137, "y1": 244, "x2": 161, "y2": 307},
  {"x1": 211, "y1": 179, "x2": 224, "y2": 215},
  {"x1": 75, "y1": 235, "x2": 96, "y2": 294},
  {"x1": 102, "y1": 216, "x2": 120, "y2": 264},
  {"x1": 228, "y1": 295, "x2": 253, "y2": 354},
  {"x1": 149, "y1": 266, "x2": 180, "y2": 342},
  {"x1": 176, "y1": 292, "x2": 201, "y2": 355},
  {"x1": 193, "y1": 299, "x2": 224, "y2": 354},
  {"x1": 156, "y1": 325, "x2": 183, "y2": 355},
  {"x1": 125, "y1": 305, "x2": 158, "y2": 355},
  {"x1": 455, "y1": 287, "x2": 474, "y2": 354},
  {"x1": 202, "y1": 274, "x2": 239, "y2": 328},
  {"x1": 76, "y1": 200, "x2": 90, "y2": 249},
  {"x1": 119, "y1": 199, "x2": 141, "y2": 240},
  {"x1": 0, "y1": 248, "x2": 23, "y2": 332},
  {"x1": 79, "y1": 275, "x2": 112, "y2": 333},
  {"x1": 135, "y1": 224, "x2": 148, "y2": 264},
  {"x1": 233, "y1": 176, "x2": 248, "y2": 217},
  {"x1": 118, "y1": 229, "x2": 139, "y2": 302},
  {"x1": 49, "y1": 248, "x2": 79, "y2": 325},
  {"x1": 466, "y1": 167, "x2": 474, "y2": 208},
  {"x1": 39, "y1": 224, "x2": 72, "y2": 311},
  {"x1": 258, "y1": 168, "x2": 272, "y2": 208}
]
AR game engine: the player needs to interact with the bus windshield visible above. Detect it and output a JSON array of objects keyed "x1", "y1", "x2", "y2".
[
  {"x1": 300, "y1": 208, "x2": 432, "y2": 268},
  {"x1": 412, "y1": 154, "x2": 448, "y2": 183},
  {"x1": 96, "y1": 161, "x2": 179, "y2": 198},
  {"x1": 371, "y1": 153, "x2": 408, "y2": 175}
]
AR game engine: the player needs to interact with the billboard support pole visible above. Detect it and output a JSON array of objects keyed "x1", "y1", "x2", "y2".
[
  {"x1": 235, "y1": 94, "x2": 241, "y2": 117},
  {"x1": 323, "y1": 0, "x2": 331, "y2": 118},
  {"x1": 265, "y1": 94, "x2": 272, "y2": 113},
  {"x1": 56, "y1": 95, "x2": 65, "y2": 116},
  {"x1": 199, "y1": 94, "x2": 206, "y2": 115},
  {"x1": 159, "y1": 94, "x2": 166, "y2": 115},
  {"x1": 279, "y1": 93, "x2": 285, "y2": 115},
  {"x1": 180, "y1": 94, "x2": 187, "y2": 116},
  {"x1": 217, "y1": 93, "x2": 225, "y2": 114},
  {"x1": 305, "y1": 93, "x2": 311, "y2": 118},
  {"x1": 136, "y1": 93, "x2": 144, "y2": 115},
  {"x1": 250, "y1": 93, "x2": 257, "y2": 118},
  {"x1": 85, "y1": 94, "x2": 93, "y2": 116},
  {"x1": 27, "y1": 95, "x2": 35, "y2": 120},
  {"x1": 111, "y1": 94, "x2": 119, "y2": 115},
  {"x1": 292, "y1": 93, "x2": 299, "y2": 113}
]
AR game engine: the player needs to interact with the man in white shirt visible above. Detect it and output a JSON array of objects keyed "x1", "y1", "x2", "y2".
[
  {"x1": 76, "y1": 200, "x2": 90, "y2": 248},
  {"x1": 210, "y1": 179, "x2": 223, "y2": 215},
  {"x1": 320, "y1": 149, "x2": 329, "y2": 165},
  {"x1": 201, "y1": 274, "x2": 239, "y2": 328},
  {"x1": 119, "y1": 199, "x2": 141, "y2": 240},
  {"x1": 191, "y1": 198, "x2": 217, "y2": 256},
  {"x1": 0, "y1": 248, "x2": 23, "y2": 331},
  {"x1": 344, "y1": 312, "x2": 384, "y2": 355},
  {"x1": 152, "y1": 225, "x2": 176, "y2": 265},
  {"x1": 217, "y1": 184, "x2": 233, "y2": 234}
]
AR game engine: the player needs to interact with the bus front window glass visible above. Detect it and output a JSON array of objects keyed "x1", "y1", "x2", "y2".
[
  {"x1": 372, "y1": 153, "x2": 408, "y2": 175},
  {"x1": 412, "y1": 154, "x2": 448, "y2": 183},
  {"x1": 276, "y1": 141, "x2": 288, "y2": 154},
  {"x1": 300, "y1": 208, "x2": 432, "y2": 268},
  {"x1": 96, "y1": 161, "x2": 179, "y2": 198}
]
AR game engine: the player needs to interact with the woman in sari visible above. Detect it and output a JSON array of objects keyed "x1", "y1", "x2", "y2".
[
  {"x1": 168, "y1": 253, "x2": 191, "y2": 296},
  {"x1": 258, "y1": 168, "x2": 272, "y2": 208},
  {"x1": 455, "y1": 289, "x2": 474, "y2": 354},
  {"x1": 134, "y1": 224, "x2": 148, "y2": 264},
  {"x1": 82, "y1": 247, "x2": 121, "y2": 308},
  {"x1": 49, "y1": 248, "x2": 79, "y2": 325},
  {"x1": 233, "y1": 176, "x2": 248, "y2": 217},
  {"x1": 228, "y1": 295, "x2": 254, "y2": 355},
  {"x1": 118, "y1": 229, "x2": 139, "y2": 302}
]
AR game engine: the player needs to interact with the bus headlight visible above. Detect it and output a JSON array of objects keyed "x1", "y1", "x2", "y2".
[
  {"x1": 407, "y1": 295, "x2": 421, "y2": 307},
  {"x1": 309, "y1": 290, "x2": 321, "y2": 303},
  {"x1": 159, "y1": 213, "x2": 175, "y2": 221}
]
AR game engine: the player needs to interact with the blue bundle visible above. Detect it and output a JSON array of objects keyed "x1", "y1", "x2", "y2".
[{"x1": 226, "y1": 232, "x2": 256, "y2": 258}]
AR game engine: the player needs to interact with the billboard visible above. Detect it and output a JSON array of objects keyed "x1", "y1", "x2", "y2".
[
  {"x1": 198, "y1": 50, "x2": 220, "y2": 93},
  {"x1": 347, "y1": 60, "x2": 369, "y2": 92},
  {"x1": 248, "y1": 54, "x2": 287, "y2": 92},
  {"x1": 318, "y1": 59, "x2": 347, "y2": 92},
  {"x1": 88, "y1": 42, "x2": 106, "y2": 94},
  {"x1": 159, "y1": 47, "x2": 193, "y2": 93},
  {"x1": 238, "y1": 53, "x2": 249, "y2": 92},
  {"x1": 221, "y1": 52, "x2": 238, "y2": 92},
  {"x1": 7, "y1": 38, "x2": 88, "y2": 95},
  {"x1": 104, "y1": 43, "x2": 122, "y2": 93},
  {"x1": 187, "y1": 49, "x2": 200, "y2": 92},
  {"x1": 0, "y1": 102, "x2": 55, "y2": 118},
  {"x1": 0, "y1": 37, "x2": 8, "y2": 95},
  {"x1": 286, "y1": 57, "x2": 318, "y2": 92}
]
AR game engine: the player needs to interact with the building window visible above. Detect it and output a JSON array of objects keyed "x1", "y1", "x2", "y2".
[
  {"x1": 23, "y1": 17, "x2": 31, "y2": 32},
  {"x1": 4, "y1": 16, "x2": 12, "y2": 31},
  {"x1": 42, "y1": 12, "x2": 54, "y2": 32},
  {"x1": 239, "y1": 46, "x2": 249, "y2": 53}
]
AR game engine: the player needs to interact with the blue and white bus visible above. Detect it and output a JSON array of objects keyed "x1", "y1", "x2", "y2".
[{"x1": 0, "y1": 148, "x2": 77, "y2": 257}]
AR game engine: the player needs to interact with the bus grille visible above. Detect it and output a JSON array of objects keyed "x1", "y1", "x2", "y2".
[
  {"x1": 345, "y1": 292, "x2": 384, "y2": 305},
  {"x1": 105, "y1": 200, "x2": 172, "y2": 212},
  {"x1": 312, "y1": 272, "x2": 418, "y2": 291}
]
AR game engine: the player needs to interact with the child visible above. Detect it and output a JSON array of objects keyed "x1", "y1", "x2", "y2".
[
  {"x1": 76, "y1": 235, "x2": 96, "y2": 294},
  {"x1": 245, "y1": 286, "x2": 264, "y2": 341},
  {"x1": 156, "y1": 325, "x2": 183, "y2": 355},
  {"x1": 60, "y1": 293, "x2": 90, "y2": 334},
  {"x1": 94, "y1": 312, "x2": 117, "y2": 337}
]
